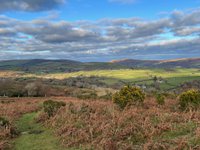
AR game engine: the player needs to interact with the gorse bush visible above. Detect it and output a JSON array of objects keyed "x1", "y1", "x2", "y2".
[
  {"x1": 113, "y1": 85, "x2": 145, "y2": 109},
  {"x1": 179, "y1": 89, "x2": 200, "y2": 111},
  {"x1": 43, "y1": 100, "x2": 66, "y2": 117},
  {"x1": 155, "y1": 93, "x2": 165, "y2": 105}
]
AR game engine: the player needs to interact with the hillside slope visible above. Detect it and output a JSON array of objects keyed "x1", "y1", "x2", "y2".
[
  {"x1": 0, "y1": 59, "x2": 126, "y2": 73},
  {"x1": 0, "y1": 58, "x2": 199, "y2": 73},
  {"x1": 0, "y1": 59, "x2": 82, "y2": 73},
  {"x1": 111, "y1": 58, "x2": 200, "y2": 68}
]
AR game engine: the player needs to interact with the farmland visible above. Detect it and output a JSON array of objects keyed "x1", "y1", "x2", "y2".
[
  {"x1": 1, "y1": 68, "x2": 200, "y2": 91},
  {"x1": 37, "y1": 68, "x2": 200, "y2": 88}
]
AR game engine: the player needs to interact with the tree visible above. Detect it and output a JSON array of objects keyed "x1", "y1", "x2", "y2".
[
  {"x1": 25, "y1": 82, "x2": 47, "y2": 97},
  {"x1": 0, "y1": 78, "x2": 13, "y2": 97}
]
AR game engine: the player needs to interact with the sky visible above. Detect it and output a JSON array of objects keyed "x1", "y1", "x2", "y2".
[{"x1": 0, "y1": 0, "x2": 200, "y2": 61}]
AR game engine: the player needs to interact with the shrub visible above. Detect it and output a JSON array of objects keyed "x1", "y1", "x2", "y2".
[
  {"x1": 99, "y1": 92, "x2": 113, "y2": 100},
  {"x1": 179, "y1": 89, "x2": 200, "y2": 111},
  {"x1": 155, "y1": 93, "x2": 165, "y2": 105},
  {"x1": 76, "y1": 90, "x2": 98, "y2": 100},
  {"x1": 43, "y1": 100, "x2": 66, "y2": 117},
  {"x1": 113, "y1": 85, "x2": 145, "y2": 109},
  {"x1": 0, "y1": 117, "x2": 10, "y2": 128},
  {"x1": 162, "y1": 92, "x2": 177, "y2": 99}
]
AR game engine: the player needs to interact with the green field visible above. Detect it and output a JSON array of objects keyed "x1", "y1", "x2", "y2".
[
  {"x1": 0, "y1": 68, "x2": 199, "y2": 91},
  {"x1": 21, "y1": 68, "x2": 200, "y2": 90},
  {"x1": 24, "y1": 68, "x2": 199, "y2": 79},
  {"x1": 1, "y1": 59, "x2": 200, "y2": 91}
]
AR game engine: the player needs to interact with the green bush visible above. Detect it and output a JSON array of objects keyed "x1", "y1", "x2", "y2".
[
  {"x1": 113, "y1": 85, "x2": 145, "y2": 109},
  {"x1": 99, "y1": 92, "x2": 113, "y2": 100},
  {"x1": 76, "y1": 91, "x2": 98, "y2": 100},
  {"x1": 179, "y1": 89, "x2": 200, "y2": 111},
  {"x1": 155, "y1": 93, "x2": 165, "y2": 105},
  {"x1": 162, "y1": 92, "x2": 177, "y2": 99},
  {"x1": 0, "y1": 117, "x2": 10, "y2": 128},
  {"x1": 43, "y1": 100, "x2": 66, "y2": 117}
]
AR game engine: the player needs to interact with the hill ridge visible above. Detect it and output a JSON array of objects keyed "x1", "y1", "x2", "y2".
[{"x1": 0, "y1": 58, "x2": 199, "y2": 73}]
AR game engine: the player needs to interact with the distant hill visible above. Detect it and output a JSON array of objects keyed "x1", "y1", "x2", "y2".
[
  {"x1": 111, "y1": 59, "x2": 158, "y2": 68},
  {"x1": 0, "y1": 59, "x2": 81, "y2": 73},
  {"x1": 111, "y1": 58, "x2": 200, "y2": 68},
  {"x1": 0, "y1": 58, "x2": 199, "y2": 73},
  {"x1": 0, "y1": 59, "x2": 126, "y2": 73},
  {"x1": 158, "y1": 58, "x2": 200, "y2": 68}
]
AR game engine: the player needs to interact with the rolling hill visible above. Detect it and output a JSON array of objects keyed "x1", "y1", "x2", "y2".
[
  {"x1": 0, "y1": 58, "x2": 199, "y2": 73},
  {"x1": 0, "y1": 59, "x2": 126, "y2": 73},
  {"x1": 111, "y1": 58, "x2": 200, "y2": 68}
]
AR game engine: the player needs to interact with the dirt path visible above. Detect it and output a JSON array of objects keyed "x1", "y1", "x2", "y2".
[{"x1": 13, "y1": 112, "x2": 66, "y2": 150}]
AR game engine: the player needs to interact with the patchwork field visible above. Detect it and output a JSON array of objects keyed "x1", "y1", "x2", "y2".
[
  {"x1": 1, "y1": 68, "x2": 199, "y2": 91},
  {"x1": 43, "y1": 68, "x2": 200, "y2": 87}
]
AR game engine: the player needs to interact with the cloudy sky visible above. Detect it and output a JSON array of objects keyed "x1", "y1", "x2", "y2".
[{"x1": 0, "y1": 0, "x2": 200, "y2": 61}]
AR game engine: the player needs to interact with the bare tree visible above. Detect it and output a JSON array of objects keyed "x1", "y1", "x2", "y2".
[
  {"x1": 25, "y1": 81, "x2": 47, "y2": 97},
  {"x1": 0, "y1": 78, "x2": 13, "y2": 97}
]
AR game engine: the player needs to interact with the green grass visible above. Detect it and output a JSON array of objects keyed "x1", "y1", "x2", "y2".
[
  {"x1": 161, "y1": 121, "x2": 198, "y2": 140},
  {"x1": 151, "y1": 121, "x2": 200, "y2": 148},
  {"x1": 2, "y1": 68, "x2": 199, "y2": 91},
  {"x1": 16, "y1": 112, "x2": 41, "y2": 133},
  {"x1": 22, "y1": 68, "x2": 200, "y2": 90},
  {"x1": 13, "y1": 112, "x2": 67, "y2": 150},
  {"x1": 26, "y1": 68, "x2": 200, "y2": 80}
]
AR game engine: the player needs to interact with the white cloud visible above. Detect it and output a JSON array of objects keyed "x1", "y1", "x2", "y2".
[
  {"x1": 1, "y1": 8, "x2": 200, "y2": 61},
  {"x1": 0, "y1": 0, "x2": 65, "y2": 12}
]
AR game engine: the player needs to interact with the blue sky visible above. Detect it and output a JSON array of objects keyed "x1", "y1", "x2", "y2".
[
  {"x1": 5, "y1": 0, "x2": 200, "y2": 21},
  {"x1": 0, "y1": 0, "x2": 200, "y2": 61}
]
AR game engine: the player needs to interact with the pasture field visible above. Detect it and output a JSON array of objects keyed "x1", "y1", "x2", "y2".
[
  {"x1": 16, "y1": 68, "x2": 200, "y2": 90},
  {"x1": 20, "y1": 68, "x2": 199, "y2": 79}
]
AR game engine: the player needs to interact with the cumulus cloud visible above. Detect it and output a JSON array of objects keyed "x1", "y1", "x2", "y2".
[
  {"x1": 1, "y1": 8, "x2": 200, "y2": 61},
  {"x1": 0, "y1": 0, "x2": 65, "y2": 12},
  {"x1": 170, "y1": 9, "x2": 200, "y2": 37},
  {"x1": 16, "y1": 21, "x2": 101, "y2": 43}
]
